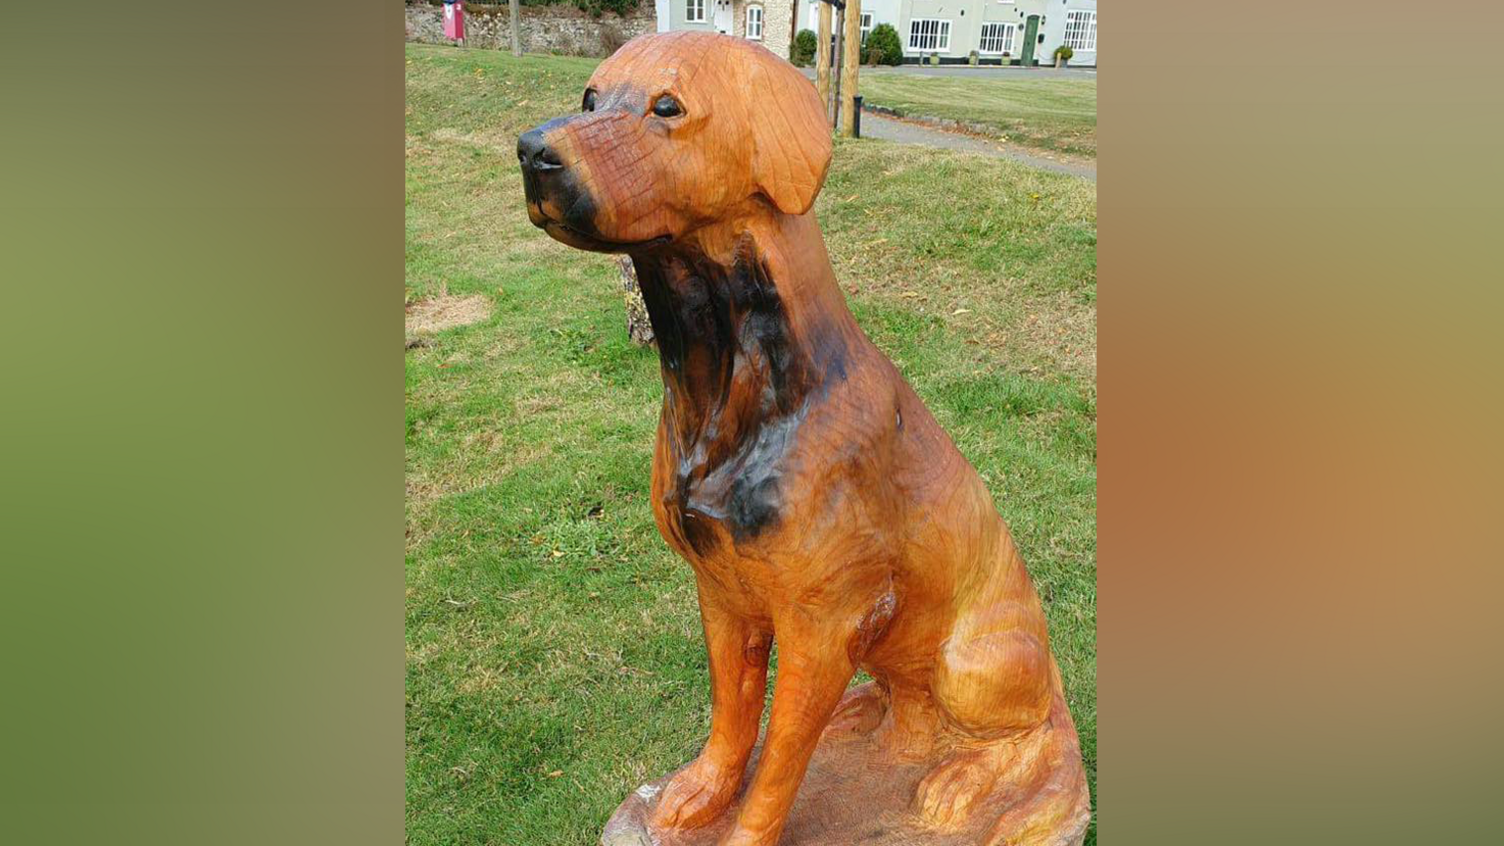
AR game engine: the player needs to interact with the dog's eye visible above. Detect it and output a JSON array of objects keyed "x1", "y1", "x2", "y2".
[
  {"x1": 652, "y1": 95, "x2": 683, "y2": 119},
  {"x1": 582, "y1": 90, "x2": 597, "y2": 112}
]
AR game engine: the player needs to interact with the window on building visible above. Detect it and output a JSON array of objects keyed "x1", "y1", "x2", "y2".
[
  {"x1": 978, "y1": 22, "x2": 1016, "y2": 55},
  {"x1": 908, "y1": 19, "x2": 951, "y2": 52},
  {"x1": 746, "y1": 5, "x2": 763, "y2": 39},
  {"x1": 1063, "y1": 10, "x2": 1096, "y2": 52},
  {"x1": 860, "y1": 12, "x2": 873, "y2": 43},
  {"x1": 686, "y1": 0, "x2": 706, "y2": 24}
]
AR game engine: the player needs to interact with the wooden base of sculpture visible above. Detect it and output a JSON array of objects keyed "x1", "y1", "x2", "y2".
[{"x1": 602, "y1": 690, "x2": 1091, "y2": 846}]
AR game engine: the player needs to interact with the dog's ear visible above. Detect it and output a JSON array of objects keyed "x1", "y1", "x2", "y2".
[{"x1": 746, "y1": 60, "x2": 833, "y2": 216}]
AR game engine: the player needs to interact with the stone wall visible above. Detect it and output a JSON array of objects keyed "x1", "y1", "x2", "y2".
[
  {"x1": 761, "y1": 1, "x2": 792, "y2": 63},
  {"x1": 727, "y1": 2, "x2": 793, "y2": 62},
  {"x1": 406, "y1": 3, "x2": 656, "y2": 57}
]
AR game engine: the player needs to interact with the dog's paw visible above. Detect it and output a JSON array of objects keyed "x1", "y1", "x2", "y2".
[
  {"x1": 649, "y1": 756, "x2": 741, "y2": 831},
  {"x1": 914, "y1": 748, "x2": 1002, "y2": 830},
  {"x1": 821, "y1": 682, "x2": 887, "y2": 741}
]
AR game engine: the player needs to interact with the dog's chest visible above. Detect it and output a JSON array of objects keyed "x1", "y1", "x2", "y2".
[{"x1": 655, "y1": 409, "x2": 802, "y2": 566}]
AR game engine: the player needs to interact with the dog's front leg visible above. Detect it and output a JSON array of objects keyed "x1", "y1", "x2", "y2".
[
  {"x1": 651, "y1": 599, "x2": 771, "y2": 831},
  {"x1": 719, "y1": 611, "x2": 858, "y2": 846}
]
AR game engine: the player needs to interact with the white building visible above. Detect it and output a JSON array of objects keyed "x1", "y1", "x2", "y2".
[
  {"x1": 654, "y1": 0, "x2": 794, "y2": 60},
  {"x1": 790, "y1": 0, "x2": 1095, "y2": 66}
]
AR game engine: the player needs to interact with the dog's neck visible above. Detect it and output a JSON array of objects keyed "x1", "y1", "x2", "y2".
[{"x1": 629, "y1": 212, "x2": 861, "y2": 455}]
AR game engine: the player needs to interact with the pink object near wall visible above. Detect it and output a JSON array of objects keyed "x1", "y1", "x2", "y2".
[{"x1": 442, "y1": 1, "x2": 464, "y2": 41}]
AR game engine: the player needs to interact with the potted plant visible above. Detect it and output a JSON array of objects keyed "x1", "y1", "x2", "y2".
[
  {"x1": 1054, "y1": 45, "x2": 1073, "y2": 68},
  {"x1": 1001, "y1": 51, "x2": 1011, "y2": 66},
  {"x1": 968, "y1": 49, "x2": 979, "y2": 67},
  {"x1": 928, "y1": 52, "x2": 941, "y2": 66}
]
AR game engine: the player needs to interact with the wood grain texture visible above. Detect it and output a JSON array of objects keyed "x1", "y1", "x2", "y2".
[
  {"x1": 603, "y1": 687, "x2": 1089, "y2": 846},
  {"x1": 518, "y1": 32, "x2": 1090, "y2": 846}
]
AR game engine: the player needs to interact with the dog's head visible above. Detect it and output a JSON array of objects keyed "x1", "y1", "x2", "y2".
[{"x1": 519, "y1": 32, "x2": 833, "y2": 252}]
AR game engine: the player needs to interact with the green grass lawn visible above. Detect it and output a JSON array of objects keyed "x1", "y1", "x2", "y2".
[
  {"x1": 858, "y1": 72, "x2": 1098, "y2": 158},
  {"x1": 405, "y1": 43, "x2": 1096, "y2": 846}
]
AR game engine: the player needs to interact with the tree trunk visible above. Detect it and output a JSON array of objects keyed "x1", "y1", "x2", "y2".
[
  {"x1": 618, "y1": 256, "x2": 654, "y2": 346},
  {"x1": 816, "y1": 3, "x2": 832, "y2": 122},
  {"x1": 509, "y1": 0, "x2": 521, "y2": 57}
]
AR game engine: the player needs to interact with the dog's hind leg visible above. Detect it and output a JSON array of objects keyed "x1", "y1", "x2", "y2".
[
  {"x1": 982, "y1": 692, "x2": 1092, "y2": 846},
  {"x1": 914, "y1": 616, "x2": 1055, "y2": 832},
  {"x1": 915, "y1": 530, "x2": 1085, "y2": 837}
]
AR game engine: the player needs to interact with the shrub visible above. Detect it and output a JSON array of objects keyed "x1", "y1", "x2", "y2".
[
  {"x1": 866, "y1": 23, "x2": 903, "y2": 66},
  {"x1": 1054, "y1": 45, "x2": 1074, "y2": 61},
  {"x1": 792, "y1": 29, "x2": 817, "y2": 67}
]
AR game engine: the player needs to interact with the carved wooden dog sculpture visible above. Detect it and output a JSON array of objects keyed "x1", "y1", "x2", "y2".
[{"x1": 519, "y1": 32, "x2": 1090, "y2": 846}]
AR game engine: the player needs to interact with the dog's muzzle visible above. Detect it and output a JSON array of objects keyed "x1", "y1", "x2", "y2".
[
  {"x1": 518, "y1": 126, "x2": 565, "y2": 220},
  {"x1": 518, "y1": 117, "x2": 668, "y2": 252},
  {"x1": 517, "y1": 128, "x2": 562, "y2": 175}
]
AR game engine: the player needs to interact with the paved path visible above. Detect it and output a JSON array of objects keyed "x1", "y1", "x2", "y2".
[{"x1": 858, "y1": 111, "x2": 1096, "y2": 181}]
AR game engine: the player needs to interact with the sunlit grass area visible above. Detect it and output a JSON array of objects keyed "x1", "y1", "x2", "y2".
[{"x1": 859, "y1": 72, "x2": 1097, "y2": 157}]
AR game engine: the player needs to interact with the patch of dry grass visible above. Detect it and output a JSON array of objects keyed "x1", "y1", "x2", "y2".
[{"x1": 405, "y1": 292, "x2": 493, "y2": 336}]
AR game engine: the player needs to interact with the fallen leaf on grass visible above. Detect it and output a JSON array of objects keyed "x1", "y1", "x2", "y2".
[{"x1": 952, "y1": 308, "x2": 971, "y2": 315}]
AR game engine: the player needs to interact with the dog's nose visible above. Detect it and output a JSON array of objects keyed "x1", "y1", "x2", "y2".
[{"x1": 517, "y1": 129, "x2": 563, "y2": 172}]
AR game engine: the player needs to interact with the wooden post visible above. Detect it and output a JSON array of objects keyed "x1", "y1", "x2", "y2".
[
  {"x1": 816, "y1": 2, "x2": 833, "y2": 121},
  {"x1": 831, "y1": 7, "x2": 842, "y2": 128},
  {"x1": 839, "y1": 0, "x2": 860, "y2": 137},
  {"x1": 509, "y1": 0, "x2": 521, "y2": 57}
]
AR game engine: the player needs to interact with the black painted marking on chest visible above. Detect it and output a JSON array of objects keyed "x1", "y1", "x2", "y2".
[{"x1": 632, "y1": 237, "x2": 848, "y2": 553}]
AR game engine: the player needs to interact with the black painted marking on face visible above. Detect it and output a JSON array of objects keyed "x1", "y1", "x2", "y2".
[{"x1": 519, "y1": 114, "x2": 602, "y2": 242}]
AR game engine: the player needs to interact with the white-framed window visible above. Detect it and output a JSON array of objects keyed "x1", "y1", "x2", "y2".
[
  {"x1": 745, "y1": 4, "x2": 763, "y2": 39},
  {"x1": 1063, "y1": 10, "x2": 1096, "y2": 52},
  {"x1": 860, "y1": 12, "x2": 873, "y2": 42},
  {"x1": 686, "y1": 0, "x2": 706, "y2": 24},
  {"x1": 908, "y1": 19, "x2": 951, "y2": 52},
  {"x1": 978, "y1": 22, "x2": 1016, "y2": 55}
]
